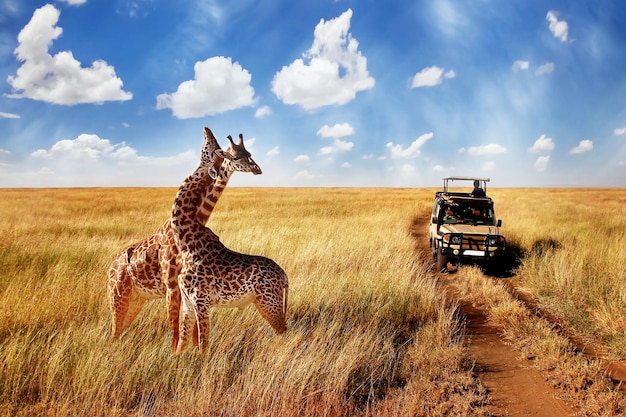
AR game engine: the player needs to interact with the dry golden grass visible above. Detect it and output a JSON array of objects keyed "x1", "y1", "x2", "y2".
[
  {"x1": 489, "y1": 188, "x2": 626, "y2": 357},
  {"x1": 0, "y1": 187, "x2": 486, "y2": 417},
  {"x1": 1, "y1": 186, "x2": 624, "y2": 416}
]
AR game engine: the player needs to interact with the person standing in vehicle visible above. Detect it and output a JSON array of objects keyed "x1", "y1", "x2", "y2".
[{"x1": 470, "y1": 180, "x2": 486, "y2": 198}]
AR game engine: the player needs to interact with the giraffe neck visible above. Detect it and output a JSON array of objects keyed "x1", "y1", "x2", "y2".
[
  {"x1": 171, "y1": 160, "x2": 223, "y2": 252},
  {"x1": 196, "y1": 165, "x2": 235, "y2": 225}
]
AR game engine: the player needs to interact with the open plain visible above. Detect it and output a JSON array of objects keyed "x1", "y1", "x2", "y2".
[{"x1": 0, "y1": 187, "x2": 624, "y2": 416}]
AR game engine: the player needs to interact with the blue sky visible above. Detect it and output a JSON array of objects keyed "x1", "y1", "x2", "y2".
[{"x1": 0, "y1": 0, "x2": 625, "y2": 187}]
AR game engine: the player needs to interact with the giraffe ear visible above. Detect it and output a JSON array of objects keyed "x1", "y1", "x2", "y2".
[{"x1": 215, "y1": 149, "x2": 232, "y2": 160}]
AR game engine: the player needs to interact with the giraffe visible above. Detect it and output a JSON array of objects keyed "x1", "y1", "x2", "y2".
[
  {"x1": 170, "y1": 136, "x2": 289, "y2": 354},
  {"x1": 107, "y1": 127, "x2": 261, "y2": 351}
]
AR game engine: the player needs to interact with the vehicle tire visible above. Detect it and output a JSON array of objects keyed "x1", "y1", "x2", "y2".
[{"x1": 437, "y1": 247, "x2": 448, "y2": 273}]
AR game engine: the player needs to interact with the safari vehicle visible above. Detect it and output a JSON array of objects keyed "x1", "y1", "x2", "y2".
[{"x1": 429, "y1": 176, "x2": 506, "y2": 273}]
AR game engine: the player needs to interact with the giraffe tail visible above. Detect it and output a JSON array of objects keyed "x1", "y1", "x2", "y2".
[{"x1": 283, "y1": 284, "x2": 288, "y2": 319}]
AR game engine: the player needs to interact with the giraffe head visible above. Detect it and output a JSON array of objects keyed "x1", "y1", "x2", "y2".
[
  {"x1": 225, "y1": 133, "x2": 262, "y2": 175},
  {"x1": 201, "y1": 127, "x2": 231, "y2": 178}
]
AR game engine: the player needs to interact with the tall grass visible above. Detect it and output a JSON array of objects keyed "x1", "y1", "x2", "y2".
[
  {"x1": 490, "y1": 188, "x2": 626, "y2": 357},
  {"x1": 2, "y1": 187, "x2": 623, "y2": 416},
  {"x1": 0, "y1": 188, "x2": 485, "y2": 416}
]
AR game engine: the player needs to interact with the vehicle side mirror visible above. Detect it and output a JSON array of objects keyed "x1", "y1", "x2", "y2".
[
  {"x1": 432, "y1": 216, "x2": 437, "y2": 224},
  {"x1": 497, "y1": 219, "x2": 502, "y2": 227}
]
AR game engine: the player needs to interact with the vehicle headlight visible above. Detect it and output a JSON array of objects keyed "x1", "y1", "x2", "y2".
[
  {"x1": 487, "y1": 236, "x2": 505, "y2": 246},
  {"x1": 450, "y1": 236, "x2": 462, "y2": 244}
]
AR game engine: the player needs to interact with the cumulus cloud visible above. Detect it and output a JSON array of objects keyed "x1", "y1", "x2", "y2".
[
  {"x1": 271, "y1": 9, "x2": 375, "y2": 110},
  {"x1": 570, "y1": 139, "x2": 593, "y2": 154},
  {"x1": 528, "y1": 134, "x2": 555, "y2": 153},
  {"x1": 320, "y1": 139, "x2": 354, "y2": 155},
  {"x1": 411, "y1": 66, "x2": 455, "y2": 88},
  {"x1": 7, "y1": 4, "x2": 132, "y2": 105},
  {"x1": 534, "y1": 155, "x2": 550, "y2": 172},
  {"x1": 15, "y1": 133, "x2": 200, "y2": 186},
  {"x1": 33, "y1": 134, "x2": 137, "y2": 162},
  {"x1": 512, "y1": 60, "x2": 529, "y2": 71},
  {"x1": 536, "y1": 62, "x2": 555, "y2": 75},
  {"x1": 254, "y1": 106, "x2": 272, "y2": 119},
  {"x1": 614, "y1": 127, "x2": 626, "y2": 136},
  {"x1": 546, "y1": 11, "x2": 568, "y2": 42},
  {"x1": 459, "y1": 144, "x2": 507, "y2": 155},
  {"x1": 295, "y1": 170, "x2": 314, "y2": 180},
  {"x1": 266, "y1": 146, "x2": 280, "y2": 158},
  {"x1": 317, "y1": 123, "x2": 354, "y2": 138},
  {"x1": 386, "y1": 132, "x2": 433, "y2": 158},
  {"x1": 294, "y1": 154, "x2": 310, "y2": 163},
  {"x1": 156, "y1": 56, "x2": 256, "y2": 118},
  {"x1": 317, "y1": 123, "x2": 355, "y2": 155},
  {"x1": 0, "y1": 112, "x2": 20, "y2": 119},
  {"x1": 58, "y1": 0, "x2": 87, "y2": 5},
  {"x1": 340, "y1": 162, "x2": 351, "y2": 168}
]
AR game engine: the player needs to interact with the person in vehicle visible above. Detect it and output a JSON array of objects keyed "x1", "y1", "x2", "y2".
[{"x1": 470, "y1": 180, "x2": 486, "y2": 198}]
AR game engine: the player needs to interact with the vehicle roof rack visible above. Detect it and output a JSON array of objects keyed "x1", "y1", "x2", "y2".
[{"x1": 442, "y1": 176, "x2": 490, "y2": 193}]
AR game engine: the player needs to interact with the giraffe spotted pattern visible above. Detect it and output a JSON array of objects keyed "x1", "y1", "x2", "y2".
[
  {"x1": 171, "y1": 137, "x2": 288, "y2": 354},
  {"x1": 107, "y1": 128, "x2": 262, "y2": 352}
]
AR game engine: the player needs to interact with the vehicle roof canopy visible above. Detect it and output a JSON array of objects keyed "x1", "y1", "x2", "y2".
[{"x1": 442, "y1": 176, "x2": 490, "y2": 193}]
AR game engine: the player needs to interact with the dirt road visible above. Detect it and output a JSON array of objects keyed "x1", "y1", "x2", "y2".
[{"x1": 410, "y1": 219, "x2": 578, "y2": 417}]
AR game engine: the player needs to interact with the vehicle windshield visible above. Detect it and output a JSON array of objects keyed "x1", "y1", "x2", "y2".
[{"x1": 442, "y1": 204, "x2": 495, "y2": 226}]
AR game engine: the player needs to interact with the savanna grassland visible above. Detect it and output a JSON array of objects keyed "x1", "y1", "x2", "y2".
[{"x1": 0, "y1": 187, "x2": 624, "y2": 416}]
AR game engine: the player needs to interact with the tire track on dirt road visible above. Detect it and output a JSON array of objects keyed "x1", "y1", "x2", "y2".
[{"x1": 410, "y1": 218, "x2": 578, "y2": 417}]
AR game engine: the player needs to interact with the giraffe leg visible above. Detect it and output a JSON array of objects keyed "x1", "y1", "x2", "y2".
[
  {"x1": 166, "y1": 287, "x2": 181, "y2": 353},
  {"x1": 162, "y1": 247, "x2": 182, "y2": 352},
  {"x1": 121, "y1": 293, "x2": 147, "y2": 332},
  {"x1": 107, "y1": 260, "x2": 133, "y2": 339},
  {"x1": 253, "y1": 289, "x2": 287, "y2": 334},
  {"x1": 176, "y1": 285, "x2": 196, "y2": 354},
  {"x1": 195, "y1": 307, "x2": 211, "y2": 353}
]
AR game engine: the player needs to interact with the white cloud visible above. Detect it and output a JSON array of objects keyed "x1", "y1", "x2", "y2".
[
  {"x1": 433, "y1": 164, "x2": 445, "y2": 172},
  {"x1": 295, "y1": 170, "x2": 315, "y2": 180},
  {"x1": 7, "y1": 5, "x2": 132, "y2": 105},
  {"x1": 536, "y1": 62, "x2": 555, "y2": 75},
  {"x1": 254, "y1": 106, "x2": 272, "y2": 119},
  {"x1": 294, "y1": 154, "x2": 310, "y2": 163},
  {"x1": 266, "y1": 146, "x2": 280, "y2": 158},
  {"x1": 156, "y1": 56, "x2": 256, "y2": 119},
  {"x1": 528, "y1": 134, "x2": 555, "y2": 153},
  {"x1": 0, "y1": 112, "x2": 20, "y2": 119},
  {"x1": 317, "y1": 123, "x2": 354, "y2": 138},
  {"x1": 320, "y1": 139, "x2": 354, "y2": 155},
  {"x1": 0, "y1": 149, "x2": 11, "y2": 159},
  {"x1": 12, "y1": 132, "x2": 201, "y2": 187},
  {"x1": 32, "y1": 134, "x2": 132, "y2": 161},
  {"x1": 387, "y1": 132, "x2": 434, "y2": 158},
  {"x1": 512, "y1": 60, "x2": 529, "y2": 71},
  {"x1": 546, "y1": 11, "x2": 568, "y2": 42},
  {"x1": 534, "y1": 155, "x2": 550, "y2": 172},
  {"x1": 411, "y1": 66, "x2": 455, "y2": 88},
  {"x1": 459, "y1": 143, "x2": 507, "y2": 155},
  {"x1": 271, "y1": 9, "x2": 375, "y2": 110},
  {"x1": 340, "y1": 162, "x2": 351, "y2": 168},
  {"x1": 570, "y1": 139, "x2": 593, "y2": 154},
  {"x1": 58, "y1": 0, "x2": 87, "y2": 5},
  {"x1": 614, "y1": 127, "x2": 626, "y2": 136}
]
